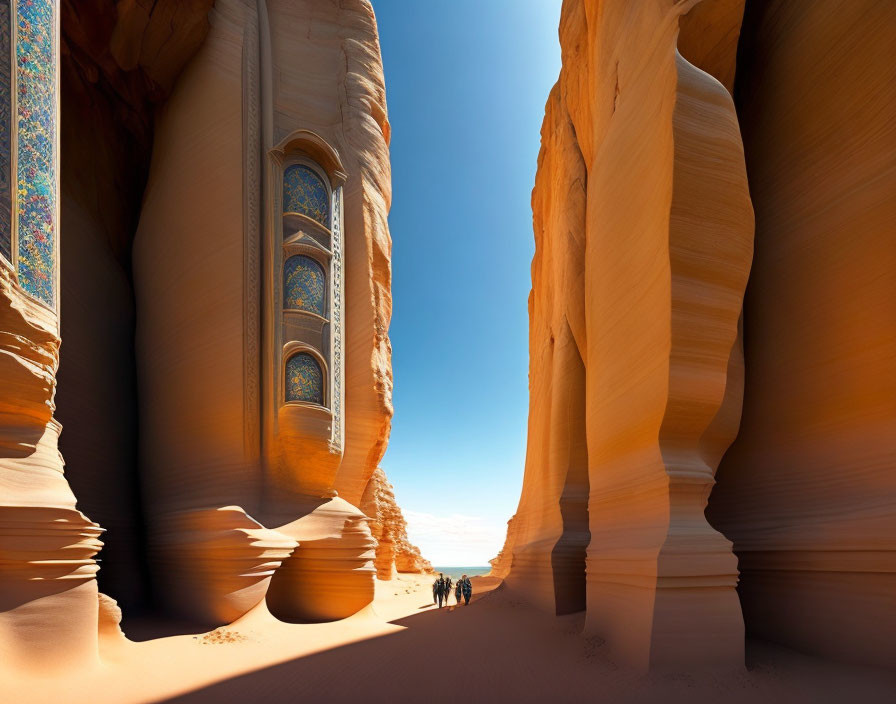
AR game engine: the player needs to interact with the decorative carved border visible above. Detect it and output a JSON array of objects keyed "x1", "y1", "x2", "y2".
[
  {"x1": 331, "y1": 185, "x2": 345, "y2": 450},
  {"x1": 242, "y1": 3, "x2": 261, "y2": 459}
]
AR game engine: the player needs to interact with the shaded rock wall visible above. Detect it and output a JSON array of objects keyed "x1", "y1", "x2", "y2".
[
  {"x1": 56, "y1": 0, "x2": 214, "y2": 610},
  {"x1": 361, "y1": 467, "x2": 433, "y2": 578},
  {"x1": 708, "y1": 0, "x2": 896, "y2": 669},
  {"x1": 134, "y1": 0, "x2": 264, "y2": 573}
]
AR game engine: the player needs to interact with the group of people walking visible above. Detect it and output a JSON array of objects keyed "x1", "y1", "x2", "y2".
[{"x1": 432, "y1": 573, "x2": 472, "y2": 608}]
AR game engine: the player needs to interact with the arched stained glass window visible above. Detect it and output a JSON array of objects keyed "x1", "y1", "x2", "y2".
[
  {"x1": 286, "y1": 352, "x2": 324, "y2": 404},
  {"x1": 283, "y1": 164, "x2": 329, "y2": 226},
  {"x1": 283, "y1": 255, "x2": 325, "y2": 315}
]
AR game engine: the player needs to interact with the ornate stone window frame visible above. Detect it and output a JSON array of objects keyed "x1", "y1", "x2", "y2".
[{"x1": 267, "y1": 130, "x2": 347, "y2": 447}]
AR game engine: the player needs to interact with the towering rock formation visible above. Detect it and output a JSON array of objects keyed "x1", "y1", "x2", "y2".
[
  {"x1": 58, "y1": 0, "x2": 216, "y2": 611},
  {"x1": 2, "y1": 0, "x2": 415, "y2": 669},
  {"x1": 497, "y1": 0, "x2": 754, "y2": 671},
  {"x1": 132, "y1": 0, "x2": 393, "y2": 624},
  {"x1": 496, "y1": 0, "x2": 895, "y2": 674},
  {"x1": 707, "y1": 0, "x2": 896, "y2": 669},
  {"x1": 361, "y1": 467, "x2": 433, "y2": 578},
  {"x1": 0, "y1": 0, "x2": 104, "y2": 671}
]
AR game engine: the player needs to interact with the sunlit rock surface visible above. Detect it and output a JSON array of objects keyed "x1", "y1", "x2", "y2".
[
  {"x1": 268, "y1": 497, "x2": 377, "y2": 622},
  {"x1": 132, "y1": 0, "x2": 395, "y2": 623},
  {"x1": 361, "y1": 467, "x2": 433, "y2": 578},
  {"x1": 495, "y1": 0, "x2": 894, "y2": 673},
  {"x1": 494, "y1": 0, "x2": 753, "y2": 671},
  {"x1": 151, "y1": 506, "x2": 296, "y2": 626},
  {"x1": 2, "y1": 0, "x2": 412, "y2": 670}
]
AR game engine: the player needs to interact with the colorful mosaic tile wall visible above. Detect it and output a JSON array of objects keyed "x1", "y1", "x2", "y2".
[
  {"x1": 283, "y1": 254, "x2": 325, "y2": 315},
  {"x1": 14, "y1": 0, "x2": 56, "y2": 306},
  {"x1": 286, "y1": 352, "x2": 324, "y2": 404},
  {"x1": 0, "y1": 1, "x2": 11, "y2": 263},
  {"x1": 282, "y1": 164, "x2": 329, "y2": 227}
]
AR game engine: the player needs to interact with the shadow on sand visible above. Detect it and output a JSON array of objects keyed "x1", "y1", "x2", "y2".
[{"x1": 156, "y1": 577, "x2": 896, "y2": 704}]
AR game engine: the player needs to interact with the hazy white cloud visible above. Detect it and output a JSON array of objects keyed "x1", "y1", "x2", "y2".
[{"x1": 403, "y1": 510, "x2": 506, "y2": 567}]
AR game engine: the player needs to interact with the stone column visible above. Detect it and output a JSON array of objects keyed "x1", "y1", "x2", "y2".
[{"x1": 0, "y1": 0, "x2": 103, "y2": 671}]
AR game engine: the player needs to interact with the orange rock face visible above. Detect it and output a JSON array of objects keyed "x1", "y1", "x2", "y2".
[
  {"x1": 495, "y1": 0, "x2": 754, "y2": 672},
  {"x1": 361, "y1": 468, "x2": 433, "y2": 578},
  {"x1": 707, "y1": 0, "x2": 896, "y2": 669},
  {"x1": 130, "y1": 0, "x2": 394, "y2": 624},
  {"x1": 268, "y1": 497, "x2": 377, "y2": 622},
  {"x1": 1, "y1": 241, "x2": 103, "y2": 674},
  {"x1": 496, "y1": 0, "x2": 894, "y2": 674},
  {"x1": 2, "y1": 0, "x2": 405, "y2": 667}
]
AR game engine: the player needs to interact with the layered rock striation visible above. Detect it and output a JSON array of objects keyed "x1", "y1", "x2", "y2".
[
  {"x1": 496, "y1": 0, "x2": 754, "y2": 671},
  {"x1": 707, "y1": 0, "x2": 896, "y2": 669},
  {"x1": 361, "y1": 467, "x2": 433, "y2": 578},
  {"x1": 2, "y1": 0, "x2": 414, "y2": 669},
  {"x1": 496, "y1": 0, "x2": 895, "y2": 674},
  {"x1": 1, "y1": 244, "x2": 104, "y2": 673},
  {"x1": 132, "y1": 0, "x2": 396, "y2": 624},
  {"x1": 268, "y1": 497, "x2": 377, "y2": 622},
  {"x1": 57, "y1": 0, "x2": 215, "y2": 612}
]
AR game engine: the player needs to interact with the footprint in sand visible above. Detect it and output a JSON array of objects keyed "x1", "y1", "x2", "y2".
[{"x1": 195, "y1": 628, "x2": 249, "y2": 645}]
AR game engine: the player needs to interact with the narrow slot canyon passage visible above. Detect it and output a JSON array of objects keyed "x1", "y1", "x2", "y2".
[
  {"x1": 1, "y1": 1, "x2": 894, "y2": 702},
  {"x1": 55, "y1": 33, "x2": 154, "y2": 614}
]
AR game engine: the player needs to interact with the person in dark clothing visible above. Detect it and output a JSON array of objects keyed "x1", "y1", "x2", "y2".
[
  {"x1": 444, "y1": 576, "x2": 453, "y2": 605},
  {"x1": 432, "y1": 576, "x2": 440, "y2": 605},
  {"x1": 461, "y1": 575, "x2": 472, "y2": 605},
  {"x1": 454, "y1": 578, "x2": 463, "y2": 606},
  {"x1": 434, "y1": 573, "x2": 447, "y2": 607}
]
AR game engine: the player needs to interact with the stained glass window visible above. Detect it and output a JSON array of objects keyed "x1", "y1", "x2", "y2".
[
  {"x1": 282, "y1": 164, "x2": 329, "y2": 226},
  {"x1": 286, "y1": 352, "x2": 324, "y2": 405},
  {"x1": 283, "y1": 254, "x2": 326, "y2": 315},
  {"x1": 15, "y1": 0, "x2": 56, "y2": 305},
  {"x1": 0, "y1": 1, "x2": 12, "y2": 263}
]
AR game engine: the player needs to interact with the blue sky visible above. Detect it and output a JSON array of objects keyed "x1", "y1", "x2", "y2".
[{"x1": 373, "y1": 1, "x2": 563, "y2": 565}]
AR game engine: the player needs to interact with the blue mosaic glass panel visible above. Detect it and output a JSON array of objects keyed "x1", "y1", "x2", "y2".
[
  {"x1": 283, "y1": 164, "x2": 329, "y2": 226},
  {"x1": 15, "y1": 0, "x2": 56, "y2": 306},
  {"x1": 0, "y1": 1, "x2": 11, "y2": 263},
  {"x1": 286, "y1": 352, "x2": 324, "y2": 404},
  {"x1": 283, "y1": 254, "x2": 325, "y2": 315}
]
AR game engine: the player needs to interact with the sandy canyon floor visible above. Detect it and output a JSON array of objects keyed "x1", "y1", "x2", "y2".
[{"x1": 3, "y1": 575, "x2": 895, "y2": 704}]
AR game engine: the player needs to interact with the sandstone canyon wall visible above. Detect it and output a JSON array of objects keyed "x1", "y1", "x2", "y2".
[
  {"x1": 57, "y1": 0, "x2": 214, "y2": 612},
  {"x1": 497, "y1": 0, "x2": 754, "y2": 671},
  {"x1": 2, "y1": 0, "x2": 421, "y2": 669},
  {"x1": 496, "y1": 0, "x2": 895, "y2": 674},
  {"x1": 361, "y1": 467, "x2": 433, "y2": 579},
  {"x1": 1, "y1": 0, "x2": 103, "y2": 672},
  {"x1": 706, "y1": 0, "x2": 896, "y2": 669},
  {"x1": 133, "y1": 0, "x2": 394, "y2": 624}
]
